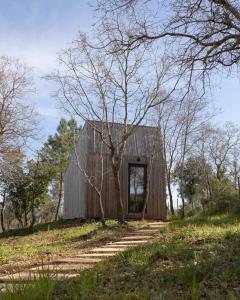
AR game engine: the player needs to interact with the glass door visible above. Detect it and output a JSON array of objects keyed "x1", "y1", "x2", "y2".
[{"x1": 128, "y1": 164, "x2": 147, "y2": 214}]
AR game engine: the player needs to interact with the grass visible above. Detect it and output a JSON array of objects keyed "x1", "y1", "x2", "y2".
[
  {"x1": 1, "y1": 213, "x2": 240, "y2": 299},
  {"x1": 0, "y1": 219, "x2": 144, "y2": 277}
]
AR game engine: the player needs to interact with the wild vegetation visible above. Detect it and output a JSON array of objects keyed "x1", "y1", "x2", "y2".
[
  {"x1": 1, "y1": 212, "x2": 239, "y2": 299},
  {"x1": 0, "y1": 219, "x2": 142, "y2": 277}
]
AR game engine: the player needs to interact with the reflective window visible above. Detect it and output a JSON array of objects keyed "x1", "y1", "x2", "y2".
[{"x1": 128, "y1": 164, "x2": 147, "y2": 214}]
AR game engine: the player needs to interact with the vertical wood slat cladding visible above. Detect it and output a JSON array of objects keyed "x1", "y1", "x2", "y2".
[
  {"x1": 64, "y1": 126, "x2": 88, "y2": 219},
  {"x1": 85, "y1": 154, "x2": 166, "y2": 220},
  {"x1": 64, "y1": 121, "x2": 167, "y2": 220}
]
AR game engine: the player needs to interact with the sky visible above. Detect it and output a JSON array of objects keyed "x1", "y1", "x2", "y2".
[{"x1": 0, "y1": 0, "x2": 239, "y2": 154}]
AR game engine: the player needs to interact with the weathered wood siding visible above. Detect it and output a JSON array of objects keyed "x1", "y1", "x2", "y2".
[
  {"x1": 64, "y1": 121, "x2": 167, "y2": 220},
  {"x1": 86, "y1": 154, "x2": 166, "y2": 220},
  {"x1": 85, "y1": 121, "x2": 163, "y2": 156},
  {"x1": 64, "y1": 126, "x2": 88, "y2": 219}
]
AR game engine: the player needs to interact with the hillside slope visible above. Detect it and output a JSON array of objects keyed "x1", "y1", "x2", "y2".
[{"x1": 0, "y1": 213, "x2": 240, "y2": 299}]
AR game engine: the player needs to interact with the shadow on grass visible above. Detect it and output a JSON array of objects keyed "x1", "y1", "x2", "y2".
[
  {"x1": 66, "y1": 222, "x2": 132, "y2": 245},
  {"x1": 0, "y1": 219, "x2": 87, "y2": 239}
]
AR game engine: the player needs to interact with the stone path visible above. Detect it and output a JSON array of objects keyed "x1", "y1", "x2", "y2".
[{"x1": 0, "y1": 222, "x2": 165, "y2": 291}]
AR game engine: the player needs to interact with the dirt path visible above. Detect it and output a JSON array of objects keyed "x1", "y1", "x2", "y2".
[{"x1": 0, "y1": 222, "x2": 165, "y2": 291}]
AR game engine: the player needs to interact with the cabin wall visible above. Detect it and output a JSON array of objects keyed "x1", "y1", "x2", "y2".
[
  {"x1": 64, "y1": 127, "x2": 88, "y2": 219},
  {"x1": 86, "y1": 154, "x2": 166, "y2": 220},
  {"x1": 85, "y1": 122, "x2": 162, "y2": 157},
  {"x1": 64, "y1": 121, "x2": 166, "y2": 220}
]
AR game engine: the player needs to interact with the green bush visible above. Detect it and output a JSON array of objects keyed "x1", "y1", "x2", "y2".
[{"x1": 209, "y1": 177, "x2": 239, "y2": 213}]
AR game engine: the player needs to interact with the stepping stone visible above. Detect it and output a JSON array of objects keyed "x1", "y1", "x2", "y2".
[
  {"x1": 104, "y1": 244, "x2": 131, "y2": 248},
  {"x1": 76, "y1": 253, "x2": 115, "y2": 258},
  {"x1": 121, "y1": 235, "x2": 152, "y2": 240},
  {"x1": 135, "y1": 229, "x2": 159, "y2": 233},
  {"x1": 90, "y1": 247, "x2": 127, "y2": 252},
  {"x1": 0, "y1": 282, "x2": 30, "y2": 293},
  {"x1": 0, "y1": 271, "x2": 78, "y2": 282},
  {"x1": 147, "y1": 222, "x2": 164, "y2": 224},
  {"x1": 30, "y1": 264, "x2": 91, "y2": 273},
  {"x1": 0, "y1": 283, "x2": 7, "y2": 291},
  {"x1": 52, "y1": 258, "x2": 102, "y2": 264},
  {"x1": 147, "y1": 226, "x2": 163, "y2": 229},
  {"x1": 112, "y1": 240, "x2": 146, "y2": 245}
]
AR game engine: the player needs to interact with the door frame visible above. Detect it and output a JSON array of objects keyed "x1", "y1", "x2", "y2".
[{"x1": 127, "y1": 163, "x2": 147, "y2": 216}]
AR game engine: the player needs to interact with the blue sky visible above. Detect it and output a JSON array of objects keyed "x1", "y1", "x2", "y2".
[{"x1": 0, "y1": 0, "x2": 239, "y2": 153}]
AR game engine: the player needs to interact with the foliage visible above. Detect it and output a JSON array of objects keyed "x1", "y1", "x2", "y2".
[
  {"x1": 8, "y1": 158, "x2": 52, "y2": 228},
  {"x1": 0, "y1": 276, "x2": 55, "y2": 300},
  {"x1": 174, "y1": 157, "x2": 211, "y2": 205},
  {"x1": 210, "y1": 177, "x2": 239, "y2": 213},
  {"x1": 0, "y1": 118, "x2": 80, "y2": 231},
  {"x1": 1, "y1": 213, "x2": 240, "y2": 299},
  {"x1": 42, "y1": 118, "x2": 80, "y2": 220}
]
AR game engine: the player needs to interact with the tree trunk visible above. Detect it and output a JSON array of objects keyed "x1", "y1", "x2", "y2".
[
  {"x1": 29, "y1": 202, "x2": 36, "y2": 231},
  {"x1": 167, "y1": 177, "x2": 174, "y2": 215},
  {"x1": 180, "y1": 193, "x2": 185, "y2": 219},
  {"x1": 29, "y1": 189, "x2": 36, "y2": 231},
  {"x1": 238, "y1": 176, "x2": 240, "y2": 203},
  {"x1": 112, "y1": 166, "x2": 124, "y2": 223},
  {"x1": 55, "y1": 172, "x2": 63, "y2": 221},
  {"x1": 0, "y1": 190, "x2": 6, "y2": 232},
  {"x1": 0, "y1": 208, "x2": 5, "y2": 233},
  {"x1": 179, "y1": 160, "x2": 186, "y2": 219},
  {"x1": 141, "y1": 157, "x2": 154, "y2": 220},
  {"x1": 98, "y1": 193, "x2": 106, "y2": 227},
  {"x1": 216, "y1": 164, "x2": 221, "y2": 180},
  {"x1": 24, "y1": 210, "x2": 28, "y2": 227}
]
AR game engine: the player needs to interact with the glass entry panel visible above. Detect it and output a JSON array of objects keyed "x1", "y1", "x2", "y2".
[{"x1": 128, "y1": 164, "x2": 147, "y2": 214}]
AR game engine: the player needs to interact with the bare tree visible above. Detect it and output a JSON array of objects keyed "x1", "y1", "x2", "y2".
[
  {"x1": 73, "y1": 127, "x2": 107, "y2": 226},
  {"x1": 200, "y1": 122, "x2": 240, "y2": 179},
  {"x1": 97, "y1": 0, "x2": 240, "y2": 72},
  {"x1": 48, "y1": 31, "x2": 174, "y2": 222},
  {"x1": 177, "y1": 95, "x2": 214, "y2": 217},
  {"x1": 0, "y1": 56, "x2": 36, "y2": 156},
  {"x1": 152, "y1": 92, "x2": 210, "y2": 216},
  {"x1": 154, "y1": 99, "x2": 185, "y2": 216},
  {"x1": 194, "y1": 128, "x2": 214, "y2": 201}
]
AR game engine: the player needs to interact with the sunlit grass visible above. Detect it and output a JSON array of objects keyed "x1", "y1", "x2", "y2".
[
  {"x1": 0, "y1": 219, "x2": 132, "y2": 272},
  {"x1": 1, "y1": 213, "x2": 239, "y2": 299}
]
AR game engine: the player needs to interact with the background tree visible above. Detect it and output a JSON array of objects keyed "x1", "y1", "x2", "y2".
[
  {"x1": 174, "y1": 156, "x2": 212, "y2": 211},
  {"x1": 204, "y1": 123, "x2": 240, "y2": 180},
  {"x1": 176, "y1": 122, "x2": 240, "y2": 214},
  {"x1": 153, "y1": 93, "x2": 210, "y2": 216},
  {"x1": 0, "y1": 56, "x2": 36, "y2": 156},
  {"x1": 8, "y1": 155, "x2": 51, "y2": 229},
  {"x1": 27, "y1": 156, "x2": 52, "y2": 230},
  {"x1": 0, "y1": 150, "x2": 24, "y2": 232},
  {"x1": 42, "y1": 118, "x2": 80, "y2": 221}
]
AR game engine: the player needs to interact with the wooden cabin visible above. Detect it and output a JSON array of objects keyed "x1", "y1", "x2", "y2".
[{"x1": 64, "y1": 121, "x2": 166, "y2": 220}]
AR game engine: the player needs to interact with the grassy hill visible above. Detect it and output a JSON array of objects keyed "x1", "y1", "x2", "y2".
[
  {"x1": 0, "y1": 219, "x2": 138, "y2": 277},
  {"x1": 0, "y1": 213, "x2": 240, "y2": 299}
]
